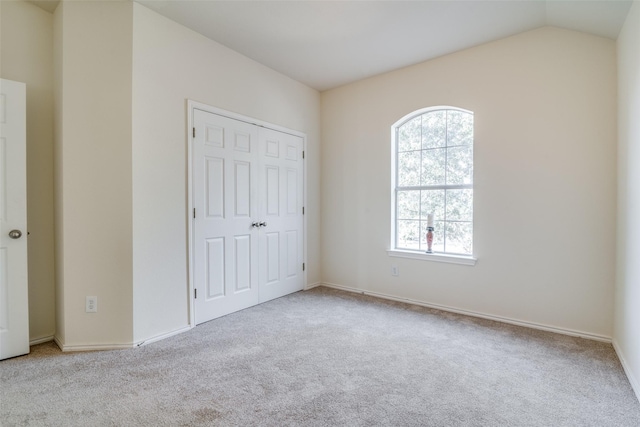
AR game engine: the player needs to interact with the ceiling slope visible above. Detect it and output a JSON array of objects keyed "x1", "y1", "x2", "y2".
[{"x1": 33, "y1": 0, "x2": 633, "y2": 91}]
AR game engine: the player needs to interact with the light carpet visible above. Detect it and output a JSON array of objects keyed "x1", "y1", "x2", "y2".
[{"x1": 2, "y1": 286, "x2": 639, "y2": 426}]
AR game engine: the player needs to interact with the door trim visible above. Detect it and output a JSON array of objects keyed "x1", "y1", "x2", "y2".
[{"x1": 186, "y1": 100, "x2": 307, "y2": 327}]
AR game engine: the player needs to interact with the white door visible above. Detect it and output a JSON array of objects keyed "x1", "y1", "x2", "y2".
[
  {"x1": 0, "y1": 79, "x2": 29, "y2": 360},
  {"x1": 258, "y1": 127, "x2": 304, "y2": 302},
  {"x1": 192, "y1": 108, "x2": 305, "y2": 324},
  {"x1": 193, "y1": 109, "x2": 260, "y2": 324}
]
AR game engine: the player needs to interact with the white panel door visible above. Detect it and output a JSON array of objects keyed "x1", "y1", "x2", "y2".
[
  {"x1": 258, "y1": 128, "x2": 304, "y2": 302},
  {"x1": 192, "y1": 107, "x2": 305, "y2": 324},
  {"x1": 0, "y1": 79, "x2": 29, "y2": 360},
  {"x1": 193, "y1": 109, "x2": 259, "y2": 324}
]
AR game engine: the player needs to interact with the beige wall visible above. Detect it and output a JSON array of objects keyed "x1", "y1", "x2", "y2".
[
  {"x1": 321, "y1": 27, "x2": 617, "y2": 338},
  {"x1": 0, "y1": 0, "x2": 56, "y2": 343},
  {"x1": 131, "y1": 4, "x2": 321, "y2": 342},
  {"x1": 615, "y1": 0, "x2": 640, "y2": 400},
  {"x1": 4, "y1": 0, "x2": 624, "y2": 354},
  {"x1": 54, "y1": 0, "x2": 133, "y2": 349}
]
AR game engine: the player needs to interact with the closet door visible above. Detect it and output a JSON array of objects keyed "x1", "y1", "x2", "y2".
[
  {"x1": 193, "y1": 109, "x2": 259, "y2": 324},
  {"x1": 258, "y1": 128, "x2": 304, "y2": 302},
  {"x1": 192, "y1": 107, "x2": 305, "y2": 324}
]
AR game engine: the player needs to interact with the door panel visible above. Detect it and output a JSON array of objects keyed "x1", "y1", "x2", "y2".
[
  {"x1": 0, "y1": 79, "x2": 29, "y2": 360},
  {"x1": 234, "y1": 235, "x2": 251, "y2": 292},
  {"x1": 205, "y1": 237, "x2": 225, "y2": 299},
  {"x1": 258, "y1": 127, "x2": 304, "y2": 303},
  {"x1": 205, "y1": 157, "x2": 224, "y2": 218},
  {"x1": 193, "y1": 110, "x2": 259, "y2": 324}
]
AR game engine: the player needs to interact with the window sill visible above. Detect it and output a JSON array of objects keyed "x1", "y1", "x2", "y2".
[{"x1": 387, "y1": 249, "x2": 477, "y2": 266}]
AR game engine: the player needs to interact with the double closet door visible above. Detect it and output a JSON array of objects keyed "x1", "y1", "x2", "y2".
[{"x1": 192, "y1": 109, "x2": 304, "y2": 325}]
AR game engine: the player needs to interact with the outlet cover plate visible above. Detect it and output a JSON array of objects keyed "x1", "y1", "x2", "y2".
[
  {"x1": 86, "y1": 296, "x2": 97, "y2": 313},
  {"x1": 391, "y1": 264, "x2": 399, "y2": 276}
]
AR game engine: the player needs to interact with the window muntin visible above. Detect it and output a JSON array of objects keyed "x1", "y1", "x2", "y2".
[{"x1": 393, "y1": 107, "x2": 473, "y2": 256}]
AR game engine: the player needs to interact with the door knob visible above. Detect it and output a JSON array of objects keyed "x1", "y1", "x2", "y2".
[
  {"x1": 259, "y1": 222, "x2": 267, "y2": 227},
  {"x1": 251, "y1": 222, "x2": 260, "y2": 228},
  {"x1": 8, "y1": 230, "x2": 22, "y2": 239}
]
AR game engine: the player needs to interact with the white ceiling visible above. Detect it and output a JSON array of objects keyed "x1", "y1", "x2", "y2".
[{"x1": 33, "y1": 1, "x2": 633, "y2": 91}]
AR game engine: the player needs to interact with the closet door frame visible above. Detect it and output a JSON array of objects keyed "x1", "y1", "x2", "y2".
[{"x1": 186, "y1": 100, "x2": 307, "y2": 327}]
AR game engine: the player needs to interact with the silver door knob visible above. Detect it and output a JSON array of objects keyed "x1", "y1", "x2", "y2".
[
  {"x1": 259, "y1": 222, "x2": 267, "y2": 227},
  {"x1": 8, "y1": 230, "x2": 22, "y2": 239},
  {"x1": 251, "y1": 222, "x2": 260, "y2": 228}
]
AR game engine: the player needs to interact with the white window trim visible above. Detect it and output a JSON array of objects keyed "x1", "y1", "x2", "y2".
[
  {"x1": 387, "y1": 249, "x2": 477, "y2": 266},
  {"x1": 390, "y1": 106, "x2": 476, "y2": 264}
]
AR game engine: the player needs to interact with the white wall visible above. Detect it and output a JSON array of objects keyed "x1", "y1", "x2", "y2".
[
  {"x1": 0, "y1": 0, "x2": 56, "y2": 343},
  {"x1": 615, "y1": 0, "x2": 640, "y2": 400},
  {"x1": 131, "y1": 4, "x2": 321, "y2": 342},
  {"x1": 53, "y1": 1, "x2": 133, "y2": 348},
  {"x1": 321, "y1": 27, "x2": 617, "y2": 338}
]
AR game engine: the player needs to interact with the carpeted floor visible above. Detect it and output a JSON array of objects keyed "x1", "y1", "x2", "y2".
[{"x1": 1, "y1": 286, "x2": 639, "y2": 426}]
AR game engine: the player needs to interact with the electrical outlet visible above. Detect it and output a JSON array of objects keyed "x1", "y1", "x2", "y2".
[
  {"x1": 86, "y1": 296, "x2": 97, "y2": 313},
  {"x1": 391, "y1": 264, "x2": 399, "y2": 276}
]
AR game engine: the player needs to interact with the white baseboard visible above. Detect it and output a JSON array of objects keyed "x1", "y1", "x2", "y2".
[
  {"x1": 613, "y1": 340, "x2": 640, "y2": 403},
  {"x1": 53, "y1": 325, "x2": 194, "y2": 352},
  {"x1": 29, "y1": 335, "x2": 54, "y2": 346},
  {"x1": 54, "y1": 335, "x2": 135, "y2": 352},
  {"x1": 134, "y1": 325, "x2": 192, "y2": 347},
  {"x1": 304, "y1": 281, "x2": 322, "y2": 291},
  {"x1": 319, "y1": 282, "x2": 612, "y2": 343}
]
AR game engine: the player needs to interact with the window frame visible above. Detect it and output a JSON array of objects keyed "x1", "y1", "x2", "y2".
[{"x1": 389, "y1": 106, "x2": 477, "y2": 265}]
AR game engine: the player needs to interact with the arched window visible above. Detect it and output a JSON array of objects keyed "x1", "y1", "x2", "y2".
[{"x1": 391, "y1": 107, "x2": 473, "y2": 256}]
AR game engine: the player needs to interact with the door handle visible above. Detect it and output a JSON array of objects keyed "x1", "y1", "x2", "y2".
[
  {"x1": 8, "y1": 229, "x2": 22, "y2": 239},
  {"x1": 251, "y1": 222, "x2": 260, "y2": 228},
  {"x1": 259, "y1": 222, "x2": 267, "y2": 227}
]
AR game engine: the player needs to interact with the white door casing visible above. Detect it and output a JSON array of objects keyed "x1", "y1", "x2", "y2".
[
  {"x1": 0, "y1": 79, "x2": 29, "y2": 360},
  {"x1": 190, "y1": 104, "x2": 305, "y2": 325}
]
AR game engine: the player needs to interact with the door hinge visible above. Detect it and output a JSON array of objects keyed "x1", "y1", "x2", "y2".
[
  {"x1": 193, "y1": 127, "x2": 196, "y2": 138},
  {"x1": 302, "y1": 263, "x2": 305, "y2": 271},
  {"x1": 302, "y1": 151, "x2": 305, "y2": 159},
  {"x1": 193, "y1": 208, "x2": 196, "y2": 219},
  {"x1": 302, "y1": 207, "x2": 305, "y2": 215},
  {"x1": 194, "y1": 288, "x2": 197, "y2": 299}
]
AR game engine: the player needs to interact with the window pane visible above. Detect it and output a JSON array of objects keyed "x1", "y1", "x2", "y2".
[
  {"x1": 420, "y1": 189, "x2": 445, "y2": 220},
  {"x1": 422, "y1": 111, "x2": 446, "y2": 149},
  {"x1": 447, "y1": 110, "x2": 473, "y2": 146},
  {"x1": 444, "y1": 221, "x2": 473, "y2": 255},
  {"x1": 446, "y1": 146, "x2": 473, "y2": 185},
  {"x1": 397, "y1": 190, "x2": 420, "y2": 220},
  {"x1": 445, "y1": 189, "x2": 473, "y2": 221},
  {"x1": 398, "y1": 117, "x2": 422, "y2": 152},
  {"x1": 398, "y1": 151, "x2": 421, "y2": 186},
  {"x1": 421, "y1": 148, "x2": 446, "y2": 185},
  {"x1": 420, "y1": 220, "x2": 445, "y2": 253},
  {"x1": 397, "y1": 220, "x2": 420, "y2": 250},
  {"x1": 394, "y1": 108, "x2": 474, "y2": 256}
]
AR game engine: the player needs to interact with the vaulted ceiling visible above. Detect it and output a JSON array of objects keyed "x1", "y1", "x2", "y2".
[{"x1": 32, "y1": 1, "x2": 633, "y2": 91}]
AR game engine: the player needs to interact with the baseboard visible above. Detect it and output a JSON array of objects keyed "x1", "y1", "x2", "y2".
[
  {"x1": 29, "y1": 335, "x2": 54, "y2": 346},
  {"x1": 304, "y1": 281, "x2": 322, "y2": 291},
  {"x1": 134, "y1": 325, "x2": 193, "y2": 347},
  {"x1": 319, "y1": 282, "x2": 612, "y2": 343},
  {"x1": 54, "y1": 335, "x2": 135, "y2": 352},
  {"x1": 613, "y1": 339, "x2": 640, "y2": 403},
  {"x1": 51, "y1": 324, "x2": 194, "y2": 352}
]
